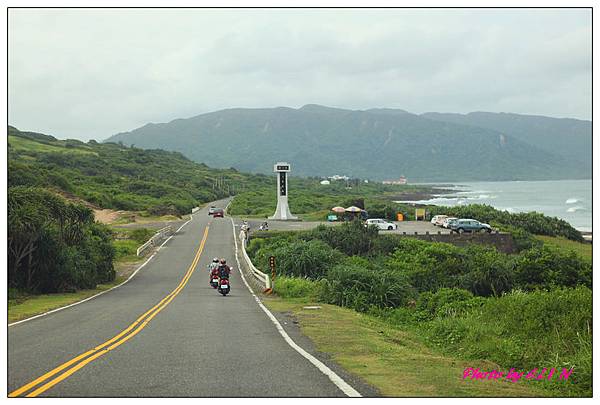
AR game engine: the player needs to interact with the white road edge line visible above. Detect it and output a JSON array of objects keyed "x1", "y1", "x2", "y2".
[
  {"x1": 229, "y1": 217, "x2": 362, "y2": 398},
  {"x1": 8, "y1": 215, "x2": 195, "y2": 327}
]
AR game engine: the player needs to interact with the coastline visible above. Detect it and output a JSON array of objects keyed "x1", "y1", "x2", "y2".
[{"x1": 387, "y1": 180, "x2": 591, "y2": 236}]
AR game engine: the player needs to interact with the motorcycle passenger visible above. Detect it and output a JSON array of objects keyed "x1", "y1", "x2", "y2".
[
  {"x1": 208, "y1": 257, "x2": 220, "y2": 284},
  {"x1": 208, "y1": 257, "x2": 219, "y2": 272},
  {"x1": 218, "y1": 258, "x2": 232, "y2": 279}
]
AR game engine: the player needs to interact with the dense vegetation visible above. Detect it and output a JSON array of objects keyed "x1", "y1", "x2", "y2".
[
  {"x1": 8, "y1": 186, "x2": 115, "y2": 293},
  {"x1": 8, "y1": 126, "x2": 271, "y2": 216},
  {"x1": 248, "y1": 222, "x2": 592, "y2": 396},
  {"x1": 106, "y1": 104, "x2": 590, "y2": 181}
]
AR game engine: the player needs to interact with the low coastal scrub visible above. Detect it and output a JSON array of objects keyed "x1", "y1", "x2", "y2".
[{"x1": 249, "y1": 221, "x2": 592, "y2": 396}]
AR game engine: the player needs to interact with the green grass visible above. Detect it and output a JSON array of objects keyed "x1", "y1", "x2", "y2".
[
  {"x1": 263, "y1": 297, "x2": 543, "y2": 397},
  {"x1": 8, "y1": 277, "x2": 125, "y2": 323},
  {"x1": 113, "y1": 239, "x2": 143, "y2": 262},
  {"x1": 8, "y1": 135, "x2": 97, "y2": 156},
  {"x1": 536, "y1": 235, "x2": 592, "y2": 262}
]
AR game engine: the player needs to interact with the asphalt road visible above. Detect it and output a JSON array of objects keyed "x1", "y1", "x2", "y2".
[{"x1": 7, "y1": 200, "x2": 363, "y2": 397}]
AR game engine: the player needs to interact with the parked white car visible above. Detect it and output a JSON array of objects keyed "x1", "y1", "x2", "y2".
[
  {"x1": 441, "y1": 217, "x2": 458, "y2": 228},
  {"x1": 365, "y1": 218, "x2": 397, "y2": 230},
  {"x1": 431, "y1": 215, "x2": 448, "y2": 226}
]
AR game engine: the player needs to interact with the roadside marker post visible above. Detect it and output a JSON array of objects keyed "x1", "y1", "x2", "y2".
[{"x1": 269, "y1": 256, "x2": 276, "y2": 285}]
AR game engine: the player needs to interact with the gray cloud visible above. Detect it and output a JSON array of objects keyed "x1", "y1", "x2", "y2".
[{"x1": 9, "y1": 8, "x2": 591, "y2": 141}]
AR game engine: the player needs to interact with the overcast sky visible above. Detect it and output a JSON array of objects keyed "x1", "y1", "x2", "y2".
[{"x1": 9, "y1": 8, "x2": 591, "y2": 141}]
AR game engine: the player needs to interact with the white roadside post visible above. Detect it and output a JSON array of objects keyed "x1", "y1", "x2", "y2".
[{"x1": 269, "y1": 162, "x2": 298, "y2": 220}]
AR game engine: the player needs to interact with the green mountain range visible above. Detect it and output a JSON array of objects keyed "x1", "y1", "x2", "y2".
[{"x1": 106, "y1": 105, "x2": 591, "y2": 181}]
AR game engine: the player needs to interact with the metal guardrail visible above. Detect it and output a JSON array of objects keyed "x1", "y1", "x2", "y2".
[
  {"x1": 136, "y1": 225, "x2": 174, "y2": 257},
  {"x1": 240, "y1": 234, "x2": 272, "y2": 290}
]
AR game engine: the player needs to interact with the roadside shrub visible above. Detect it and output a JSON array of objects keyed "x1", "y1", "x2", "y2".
[
  {"x1": 130, "y1": 228, "x2": 154, "y2": 244},
  {"x1": 147, "y1": 203, "x2": 178, "y2": 216},
  {"x1": 514, "y1": 245, "x2": 591, "y2": 291},
  {"x1": 323, "y1": 260, "x2": 416, "y2": 312},
  {"x1": 386, "y1": 239, "x2": 467, "y2": 293},
  {"x1": 371, "y1": 234, "x2": 403, "y2": 256},
  {"x1": 274, "y1": 276, "x2": 326, "y2": 300},
  {"x1": 307, "y1": 221, "x2": 379, "y2": 256},
  {"x1": 113, "y1": 239, "x2": 138, "y2": 261},
  {"x1": 459, "y1": 245, "x2": 515, "y2": 297},
  {"x1": 255, "y1": 239, "x2": 343, "y2": 279},
  {"x1": 497, "y1": 223, "x2": 542, "y2": 252},
  {"x1": 416, "y1": 288, "x2": 474, "y2": 319}
]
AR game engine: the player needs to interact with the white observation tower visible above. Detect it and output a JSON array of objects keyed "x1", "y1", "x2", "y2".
[{"x1": 269, "y1": 162, "x2": 298, "y2": 220}]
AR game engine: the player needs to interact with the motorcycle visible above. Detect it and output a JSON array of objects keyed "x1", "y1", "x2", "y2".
[
  {"x1": 209, "y1": 268, "x2": 220, "y2": 289},
  {"x1": 217, "y1": 277, "x2": 230, "y2": 296}
]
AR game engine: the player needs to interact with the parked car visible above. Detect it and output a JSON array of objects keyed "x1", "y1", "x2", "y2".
[
  {"x1": 208, "y1": 206, "x2": 217, "y2": 215},
  {"x1": 442, "y1": 217, "x2": 458, "y2": 228},
  {"x1": 365, "y1": 218, "x2": 397, "y2": 230},
  {"x1": 212, "y1": 209, "x2": 224, "y2": 218},
  {"x1": 431, "y1": 215, "x2": 448, "y2": 226},
  {"x1": 450, "y1": 219, "x2": 492, "y2": 233}
]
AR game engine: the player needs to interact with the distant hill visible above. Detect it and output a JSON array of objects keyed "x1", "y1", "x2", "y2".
[
  {"x1": 106, "y1": 105, "x2": 591, "y2": 181},
  {"x1": 421, "y1": 111, "x2": 591, "y2": 171},
  {"x1": 8, "y1": 126, "x2": 271, "y2": 215}
]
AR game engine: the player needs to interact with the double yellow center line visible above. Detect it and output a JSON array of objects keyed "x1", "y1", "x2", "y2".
[{"x1": 9, "y1": 226, "x2": 210, "y2": 398}]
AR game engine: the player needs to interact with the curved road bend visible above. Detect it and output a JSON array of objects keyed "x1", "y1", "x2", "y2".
[{"x1": 8, "y1": 201, "x2": 357, "y2": 397}]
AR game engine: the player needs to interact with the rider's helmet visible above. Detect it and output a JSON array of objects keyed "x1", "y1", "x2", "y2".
[
  {"x1": 212, "y1": 257, "x2": 219, "y2": 263},
  {"x1": 220, "y1": 258, "x2": 227, "y2": 265}
]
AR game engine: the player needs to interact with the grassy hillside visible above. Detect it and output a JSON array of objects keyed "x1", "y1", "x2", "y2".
[
  {"x1": 8, "y1": 126, "x2": 272, "y2": 215},
  {"x1": 106, "y1": 104, "x2": 588, "y2": 181}
]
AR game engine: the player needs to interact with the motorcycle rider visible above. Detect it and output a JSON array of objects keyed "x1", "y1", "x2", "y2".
[{"x1": 217, "y1": 258, "x2": 232, "y2": 279}]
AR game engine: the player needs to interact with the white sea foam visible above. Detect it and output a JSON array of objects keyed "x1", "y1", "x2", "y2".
[
  {"x1": 567, "y1": 206, "x2": 586, "y2": 213},
  {"x1": 565, "y1": 198, "x2": 580, "y2": 204}
]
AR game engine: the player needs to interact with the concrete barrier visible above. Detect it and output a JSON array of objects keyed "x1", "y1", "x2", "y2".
[
  {"x1": 240, "y1": 234, "x2": 272, "y2": 290},
  {"x1": 136, "y1": 225, "x2": 174, "y2": 257}
]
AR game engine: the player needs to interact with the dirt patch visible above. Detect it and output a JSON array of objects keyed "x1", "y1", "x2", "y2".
[{"x1": 94, "y1": 209, "x2": 122, "y2": 224}]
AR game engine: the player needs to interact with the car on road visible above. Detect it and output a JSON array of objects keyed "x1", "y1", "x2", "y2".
[
  {"x1": 212, "y1": 209, "x2": 224, "y2": 218},
  {"x1": 442, "y1": 217, "x2": 458, "y2": 228},
  {"x1": 450, "y1": 219, "x2": 492, "y2": 233},
  {"x1": 208, "y1": 206, "x2": 217, "y2": 215},
  {"x1": 431, "y1": 215, "x2": 448, "y2": 227},
  {"x1": 365, "y1": 218, "x2": 397, "y2": 230}
]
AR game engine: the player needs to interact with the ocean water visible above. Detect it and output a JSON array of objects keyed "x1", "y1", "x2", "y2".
[{"x1": 396, "y1": 179, "x2": 592, "y2": 232}]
